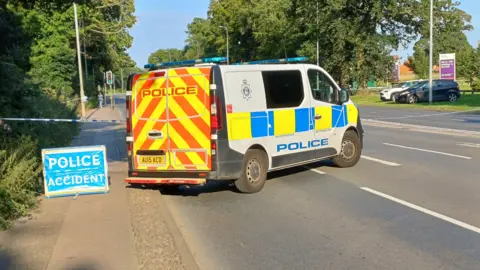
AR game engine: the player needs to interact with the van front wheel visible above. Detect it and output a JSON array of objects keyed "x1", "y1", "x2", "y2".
[
  {"x1": 332, "y1": 130, "x2": 361, "y2": 168},
  {"x1": 234, "y1": 149, "x2": 268, "y2": 194}
]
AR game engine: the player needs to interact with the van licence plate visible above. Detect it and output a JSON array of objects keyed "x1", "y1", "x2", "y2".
[{"x1": 138, "y1": 155, "x2": 165, "y2": 165}]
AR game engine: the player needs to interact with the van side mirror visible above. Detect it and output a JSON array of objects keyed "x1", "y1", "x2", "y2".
[{"x1": 339, "y1": 88, "x2": 349, "y2": 104}]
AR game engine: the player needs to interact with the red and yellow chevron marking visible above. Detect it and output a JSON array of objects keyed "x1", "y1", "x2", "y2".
[{"x1": 131, "y1": 67, "x2": 212, "y2": 171}]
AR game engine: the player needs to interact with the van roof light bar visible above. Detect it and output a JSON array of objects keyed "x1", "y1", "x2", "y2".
[
  {"x1": 232, "y1": 56, "x2": 308, "y2": 65},
  {"x1": 144, "y1": 57, "x2": 227, "y2": 69}
]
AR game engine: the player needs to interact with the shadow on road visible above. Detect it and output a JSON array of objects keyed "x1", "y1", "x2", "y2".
[
  {"x1": 127, "y1": 160, "x2": 333, "y2": 196},
  {"x1": 1, "y1": 248, "x2": 101, "y2": 270}
]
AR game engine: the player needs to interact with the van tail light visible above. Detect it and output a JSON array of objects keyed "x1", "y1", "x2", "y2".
[
  {"x1": 210, "y1": 94, "x2": 222, "y2": 131},
  {"x1": 211, "y1": 141, "x2": 217, "y2": 156},
  {"x1": 126, "y1": 96, "x2": 132, "y2": 134},
  {"x1": 210, "y1": 86, "x2": 222, "y2": 158}
]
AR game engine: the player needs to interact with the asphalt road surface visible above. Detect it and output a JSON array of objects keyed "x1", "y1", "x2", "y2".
[
  {"x1": 359, "y1": 106, "x2": 480, "y2": 132},
  {"x1": 115, "y1": 95, "x2": 480, "y2": 270}
]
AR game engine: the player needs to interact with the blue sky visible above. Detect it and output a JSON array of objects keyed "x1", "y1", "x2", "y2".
[{"x1": 127, "y1": 0, "x2": 480, "y2": 67}]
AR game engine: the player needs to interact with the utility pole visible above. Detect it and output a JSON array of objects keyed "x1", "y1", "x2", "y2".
[
  {"x1": 428, "y1": 0, "x2": 433, "y2": 104},
  {"x1": 221, "y1": 26, "x2": 229, "y2": 65},
  {"x1": 103, "y1": 71, "x2": 107, "y2": 106},
  {"x1": 81, "y1": 15, "x2": 88, "y2": 80},
  {"x1": 74, "y1": 2, "x2": 86, "y2": 117},
  {"x1": 316, "y1": 1, "x2": 319, "y2": 66},
  {"x1": 111, "y1": 73, "x2": 115, "y2": 108}
]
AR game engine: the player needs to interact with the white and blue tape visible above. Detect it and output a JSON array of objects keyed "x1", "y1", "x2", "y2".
[{"x1": 0, "y1": 118, "x2": 125, "y2": 123}]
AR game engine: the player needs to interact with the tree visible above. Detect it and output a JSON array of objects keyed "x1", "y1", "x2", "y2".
[
  {"x1": 472, "y1": 45, "x2": 480, "y2": 90},
  {"x1": 184, "y1": 17, "x2": 217, "y2": 59},
  {"x1": 0, "y1": 0, "x2": 138, "y2": 228},
  {"x1": 148, "y1": 48, "x2": 185, "y2": 63},
  {"x1": 407, "y1": 0, "x2": 473, "y2": 80},
  {"x1": 406, "y1": 40, "x2": 429, "y2": 78}
]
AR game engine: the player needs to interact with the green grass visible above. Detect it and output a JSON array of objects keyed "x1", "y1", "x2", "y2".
[{"x1": 351, "y1": 92, "x2": 480, "y2": 112}]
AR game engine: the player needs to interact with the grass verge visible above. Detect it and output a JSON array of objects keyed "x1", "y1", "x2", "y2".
[{"x1": 351, "y1": 92, "x2": 480, "y2": 112}]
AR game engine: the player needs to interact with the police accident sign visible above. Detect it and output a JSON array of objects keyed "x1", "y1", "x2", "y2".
[{"x1": 42, "y1": 145, "x2": 109, "y2": 198}]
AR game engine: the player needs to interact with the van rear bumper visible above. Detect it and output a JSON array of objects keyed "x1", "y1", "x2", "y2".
[
  {"x1": 126, "y1": 164, "x2": 242, "y2": 184},
  {"x1": 126, "y1": 177, "x2": 206, "y2": 185}
]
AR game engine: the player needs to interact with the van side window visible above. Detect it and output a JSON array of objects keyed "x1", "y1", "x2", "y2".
[
  {"x1": 262, "y1": 70, "x2": 304, "y2": 109},
  {"x1": 307, "y1": 69, "x2": 336, "y2": 104}
]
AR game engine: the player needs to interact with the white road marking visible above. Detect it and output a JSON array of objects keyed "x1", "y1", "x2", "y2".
[
  {"x1": 304, "y1": 166, "x2": 327, "y2": 175},
  {"x1": 452, "y1": 119, "x2": 466, "y2": 122},
  {"x1": 370, "y1": 108, "x2": 480, "y2": 121},
  {"x1": 457, "y1": 142, "x2": 480, "y2": 148},
  {"x1": 361, "y1": 187, "x2": 480, "y2": 235},
  {"x1": 361, "y1": 155, "x2": 401, "y2": 167},
  {"x1": 384, "y1": 143, "x2": 472, "y2": 160}
]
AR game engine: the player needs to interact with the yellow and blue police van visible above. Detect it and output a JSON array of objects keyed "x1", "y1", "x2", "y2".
[{"x1": 125, "y1": 57, "x2": 364, "y2": 193}]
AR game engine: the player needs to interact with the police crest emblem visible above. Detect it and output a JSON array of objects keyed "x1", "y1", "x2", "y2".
[{"x1": 241, "y1": 79, "x2": 252, "y2": 101}]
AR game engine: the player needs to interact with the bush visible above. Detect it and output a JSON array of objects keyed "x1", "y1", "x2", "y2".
[
  {"x1": 471, "y1": 78, "x2": 480, "y2": 90},
  {"x1": 0, "y1": 93, "x2": 80, "y2": 229},
  {"x1": 0, "y1": 136, "x2": 41, "y2": 229},
  {"x1": 87, "y1": 95, "x2": 99, "y2": 109}
]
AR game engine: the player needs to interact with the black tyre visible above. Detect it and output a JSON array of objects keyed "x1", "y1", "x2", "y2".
[
  {"x1": 332, "y1": 130, "x2": 362, "y2": 168},
  {"x1": 408, "y1": 95, "x2": 418, "y2": 104},
  {"x1": 234, "y1": 149, "x2": 268, "y2": 194},
  {"x1": 448, "y1": 92, "x2": 457, "y2": 102}
]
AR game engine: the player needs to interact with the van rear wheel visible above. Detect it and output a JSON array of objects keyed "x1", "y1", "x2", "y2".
[
  {"x1": 234, "y1": 149, "x2": 268, "y2": 194},
  {"x1": 332, "y1": 130, "x2": 361, "y2": 168}
]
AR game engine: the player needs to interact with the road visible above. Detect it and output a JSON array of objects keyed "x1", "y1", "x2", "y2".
[
  {"x1": 115, "y1": 95, "x2": 480, "y2": 269},
  {"x1": 359, "y1": 106, "x2": 480, "y2": 132}
]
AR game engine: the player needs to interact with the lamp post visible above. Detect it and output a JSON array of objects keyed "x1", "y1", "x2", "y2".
[
  {"x1": 220, "y1": 26, "x2": 229, "y2": 65},
  {"x1": 316, "y1": 1, "x2": 319, "y2": 66},
  {"x1": 74, "y1": 2, "x2": 86, "y2": 117},
  {"x1": 428, "y1": 0, "x2": 433, "y2": 104}
]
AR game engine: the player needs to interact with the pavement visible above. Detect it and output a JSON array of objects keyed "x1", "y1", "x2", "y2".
[{"x1": 359, "y1": 106, "x2": 480, "y2": 132}]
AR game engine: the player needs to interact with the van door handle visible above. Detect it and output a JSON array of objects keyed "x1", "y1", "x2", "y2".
[
  {"x1": 148, "y1": 130, "x2": 163, "y2": 139},
  {"x1": 314, "y1": 114, "x2": 322, "y2": 120}
]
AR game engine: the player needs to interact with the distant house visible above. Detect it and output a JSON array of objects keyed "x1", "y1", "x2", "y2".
[
  {"x1": 399, "y1": 59, "x2": 439, "y2": 80},
  {"x1": 400, "y1": 61, "x2": 414, "y2": 76}
]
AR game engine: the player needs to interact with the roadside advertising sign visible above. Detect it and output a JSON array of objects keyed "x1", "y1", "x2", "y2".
[
  {"x1": 42, "y1": 145, "x2": 109, "y2": 198},
  {"x1": 439, "y1": 53, "x2": 456, "y2": 80}
]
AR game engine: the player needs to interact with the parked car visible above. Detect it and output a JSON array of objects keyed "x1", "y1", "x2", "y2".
[
  {"x1": 393, "y1": 79, "x2": 461, "y2": 104},
  {"x1": 380, "y1": 80, "x2": 424, "y2": 102}
]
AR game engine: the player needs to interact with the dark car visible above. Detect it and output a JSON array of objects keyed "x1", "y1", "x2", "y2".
[{"x1": 394, "y1": 79, "x2": 461, "y2": 104}]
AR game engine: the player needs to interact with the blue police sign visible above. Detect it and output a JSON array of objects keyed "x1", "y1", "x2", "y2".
[{"x1": 42, "y1": 145, "x2": 109, "y2": 198}]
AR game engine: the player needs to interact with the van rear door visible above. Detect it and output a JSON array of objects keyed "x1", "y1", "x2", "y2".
[{"x1": 131, "y1": 67, "x2": 212, "y2": 172}]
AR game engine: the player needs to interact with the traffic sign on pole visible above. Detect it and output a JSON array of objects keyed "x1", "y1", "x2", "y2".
[{"x1": 106, "y1": 70, "x2": 113, "y2": 85}]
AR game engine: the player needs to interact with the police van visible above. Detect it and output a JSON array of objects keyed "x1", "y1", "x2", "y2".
[{"x1": 125, "y1": 56, "x2": 364, "y2": 193}]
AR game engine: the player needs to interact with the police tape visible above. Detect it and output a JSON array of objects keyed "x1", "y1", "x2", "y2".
[{"x1": 0, "y1": 117, "x2": 125, "y2": 123}]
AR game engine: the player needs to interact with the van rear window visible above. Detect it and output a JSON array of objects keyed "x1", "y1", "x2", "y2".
[{"x1": 261, "y1": 70, "x2": 304, "y2": 109}]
